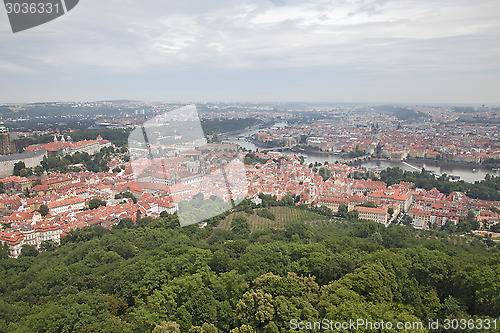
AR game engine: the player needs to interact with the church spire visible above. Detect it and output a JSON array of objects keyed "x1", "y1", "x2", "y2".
[{"x1": 0, "y1": 120, "x2": 7, "y2": 133}]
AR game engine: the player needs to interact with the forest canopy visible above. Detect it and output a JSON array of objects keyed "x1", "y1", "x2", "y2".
[{"x1": 0, "y1": 212, "x2": 499, "y2": 332}]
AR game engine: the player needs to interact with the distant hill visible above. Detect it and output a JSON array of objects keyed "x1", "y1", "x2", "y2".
[
  {"x1": 98, "y1": 100, "x2": 142, "y2": 104},
  {"x1": 373, "y1": 105, "x2": 426, "y2": 120},
  {"x1": 200, "y1": 118, "x2": 261, "y2": 135}
]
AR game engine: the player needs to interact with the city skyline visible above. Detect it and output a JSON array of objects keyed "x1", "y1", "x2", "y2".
[{"x1": 1, "y1": 0, "x2": 499, "y2": 104}]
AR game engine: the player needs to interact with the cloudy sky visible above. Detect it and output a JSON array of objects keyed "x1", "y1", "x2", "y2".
[{"x1": 0, "y1": 0, "x2": 499, "y2": 104}]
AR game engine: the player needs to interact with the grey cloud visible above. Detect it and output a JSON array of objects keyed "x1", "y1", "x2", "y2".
[{"x1": 0, "y1": 0, "x2": 499, "y2": 103}]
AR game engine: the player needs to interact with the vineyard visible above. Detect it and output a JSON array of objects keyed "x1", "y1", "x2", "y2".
[{"x1": 218, "y1": 206, "x2": 329, "y2": 232}]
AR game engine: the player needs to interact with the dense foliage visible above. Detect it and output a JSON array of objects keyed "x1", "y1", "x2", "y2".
[
  {"x1": 244, "y1": 153, "x2": 268, "y2": 165},
  {"x1": 40, "y1": 149, "x2": 118, "y2": 174},
  {"x1": 1, "y1": 212, "x2": 499, "y2": 332},
  {"x1": 347, "y1": 148, "x2": 367, "y2": 158},
  {"x1": 373, "y1": 105, "x2": 426, "y2": 120},
  {"x1": 69, "y1": 128, "x2": 133, "y2": 147},
  {"x1": 482, "y1": 158, "x2": 500, "y2": 170},
  {"x1": 178, "y1": 195, "x2": 232, "y2": 227},
  {"x1": 17, "y1": 128, "x2": 132, "y2": 148}
]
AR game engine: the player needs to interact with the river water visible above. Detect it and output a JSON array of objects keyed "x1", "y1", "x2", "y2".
[{"x1": 222, "y1": 123, "x2": 499, "y2": 183}]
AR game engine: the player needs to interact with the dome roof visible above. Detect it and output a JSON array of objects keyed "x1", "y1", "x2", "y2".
[{"x1": 0, "y1": 121, "x2": 8, "y2": 133}]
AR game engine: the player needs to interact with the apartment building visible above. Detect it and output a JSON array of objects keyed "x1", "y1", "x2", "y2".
[
  {"x1": 48, "y1": 196, "x2": 85, "y2": 215},
  {"x1": 354, "y1": 205, "x2": 388, "y2": 224}
]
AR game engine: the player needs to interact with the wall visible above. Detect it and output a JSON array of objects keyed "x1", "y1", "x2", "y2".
[{"x1": 0, "y1": 151, "x2": 47, "y2": 178}]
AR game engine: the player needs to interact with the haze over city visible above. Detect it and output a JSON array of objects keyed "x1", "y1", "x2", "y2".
[{"x1": 1, "y1": 0, "x2": 499, "y2": 104}]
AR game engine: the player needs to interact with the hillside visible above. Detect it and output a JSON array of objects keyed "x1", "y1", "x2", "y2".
[
  {"x1": 1, "y1": 213, "x2": 499, "y2": 332},
  {"x1": 218, "y1": 206, "x2": 329, "y2": 232}
]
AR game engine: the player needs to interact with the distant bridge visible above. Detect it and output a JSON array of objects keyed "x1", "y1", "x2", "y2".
[{"x1": 403, "y1": 161, "x2": 441, "y2": 178}]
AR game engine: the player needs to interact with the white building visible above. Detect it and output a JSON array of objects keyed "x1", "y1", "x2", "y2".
[
  {"x1": 48, "y1": 196, "x2": 86, "y2": 215},
  {"x1": 0, "y1": 223, "x2": 63, "y2": 258}
]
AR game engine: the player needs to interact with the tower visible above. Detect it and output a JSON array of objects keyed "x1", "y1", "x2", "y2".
[{"x1": 0, "y1": 121, "x2": 13, "y2": 155}]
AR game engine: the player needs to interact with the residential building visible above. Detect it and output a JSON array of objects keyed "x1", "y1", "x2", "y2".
[
  {"x1": 48, "y1": 196, "x2": 85, "y2": 215},
  {"x1": 354, "y1": 205, "x2": 388, "y2": 224}
]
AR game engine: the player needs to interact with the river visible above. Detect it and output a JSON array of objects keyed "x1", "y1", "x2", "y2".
[{"x1": 222, "y1": 123, "x2": 499, "y2": 183}]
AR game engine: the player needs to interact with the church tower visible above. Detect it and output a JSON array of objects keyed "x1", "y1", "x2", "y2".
[{"x1": 0, "y1": 121, "x2": 13, "y2": 155}]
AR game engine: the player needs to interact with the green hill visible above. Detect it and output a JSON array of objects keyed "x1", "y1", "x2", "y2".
[
  {"x1": 218, "y1": 206, "x2": 329, "y2": 232},
  {"x1": 0, "y1": 214, "x2": 499, "y2": 332}
]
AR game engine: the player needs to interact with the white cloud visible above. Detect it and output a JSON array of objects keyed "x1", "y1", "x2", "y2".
[
  {"x1": 0, "y1": 0, "x2": 499, "y2": 102},
  {"x1": 0, "y1": 60, "x2": 32, "y2": 73},
  {"x1": 3, "y1": 0, "x2": 498, "y2": 71}
]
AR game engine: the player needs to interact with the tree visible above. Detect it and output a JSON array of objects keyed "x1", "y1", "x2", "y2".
[
  {"x1": 456, "y1": 210, "x2": 480, "y2": 233},
  {"x1": 19, "y1": 167, "x2": 33, "y2": 177},
  {"x1": 153, "y1": 321, "x2": 181, "y2": 333},
  {"x1": 187, "y1": 288, "x2": 217, "y2": 326},
  {"x1": 115, "y1": 191, "x2": 137, "y2": 203},
  {"x1": 230, "y1": 325, "x2": 255, "y2": 333},
  {"x1": 346, "y1": 210, "x2": 359, "y2": 220},
  {"x1": 13, "y1": 161, "x2": 26, "y2": 176},
  {"x1": 285, "y1": 222, "x2": 312, "y2": 240},
  {"x1": 348, "y1": 148, "x2": 366, "y2": 158},
  {"x1": 0, "y1": 243, "x2": 10, "y2": 259},
  {"x1": 231, "y1": 215, "x2": 250, "y2": 236},
  {"x1": 318, "y1": 167, "x2": 332, "y2": 180},
  {"x1": 310, "y1": 205, "x2": 333, "y2": 218},
  {"x1": 38, "y1": 204, "x2": 49, "y2": 216},
  {"x1": 402, "y1": 216, "x2": 413, "y2": 226},
  {"x1": 336, "y1": 263, "x2": 397, "y2": 303},
  {"x1": 236, "y1": 290, "x2": 274, "y2": 327},
  {"x1": 34, "y1": 165, "x2": 44, "y2": 176},
  {"x1": 88, "y1": 198, "x2": 106, "y2": 210},
  {"x1": 294, "y1": 194, "x2": 301, "y2": 204},
  {"x1": 490, "y1": 223, "x2": 500, "y2": 233},
  {"x1": 136, "y1": 210, "x2": 142, "y2": 225},
  {"x1": 113, "y1": 218, "x2": 135, "y2": 229},
  {"x1": 388, "y1": 207, "x2": 394, "y2": 217},
  {"x1": 137, "y1": 216, "x2": 153, "y2": 228},
  {"x1": 263, "y1": 322, "x2": 279, "y2": 333},
  {"x1": 40, "y1": 240, "x2": 57, "y2": 251},
  {"x1": 189, "y1": 323, "x2": 218, "y2": 333},
  {"x1": 338, "y1": 204, "x2": 348, "y2": 217},
  {"x1": 440, "y1": 296, "x2": 464, "y2": 318},
  {"x1": 20, "y1": 244, "x2": 39, "y2": 257}
]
